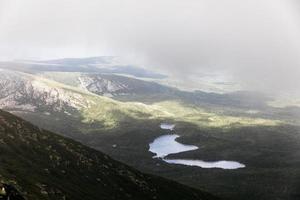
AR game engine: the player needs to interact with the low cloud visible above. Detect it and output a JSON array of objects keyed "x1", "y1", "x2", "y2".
[{"x1": 0, "y1": 0, "x2": 300, "y2": 94}]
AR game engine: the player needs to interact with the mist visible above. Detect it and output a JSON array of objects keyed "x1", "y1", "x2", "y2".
[{"x1": 0, "y1": 0, "x2": 300, "y2": 95}]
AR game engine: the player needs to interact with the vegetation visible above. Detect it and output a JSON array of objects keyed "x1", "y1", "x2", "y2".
[
  {"x1": 0, "y1": 110, "x2": 219, "y2": 200},
  {"x1": 1, "y1": 66, "x2": 300, "y2": 200}
]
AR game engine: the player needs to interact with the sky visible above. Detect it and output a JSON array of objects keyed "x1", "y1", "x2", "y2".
[{"x1": 0, "y1": 0, "x2": 300, "y2": 95}]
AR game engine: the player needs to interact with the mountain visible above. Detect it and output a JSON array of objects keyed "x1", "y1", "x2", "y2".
[
  {"x1": 0, "y1": 57, "x2": 167, "y2": 79},
  {"x1": 0, "y1": 69, "x2": 279, "y2": 137},
  {"x1": 0, "y1": 109, "x2": 219, "y2": 200},
  {"x1": 78, "y1": 74, "x2": 171, "y2": 96},
  {"x1": 34, "y1": 71, "x2": 172, "y2": 98},
  {"x1": 1, "y1": 60, "x2": 300, "y2": 200}
]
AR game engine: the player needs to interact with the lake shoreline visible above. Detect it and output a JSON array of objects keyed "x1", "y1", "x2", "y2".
[{"x1": 149, "y1": 123, "x2": 245, "y2": 170}]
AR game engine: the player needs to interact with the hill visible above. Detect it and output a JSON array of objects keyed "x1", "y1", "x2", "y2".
[
  {"x1": 1, "y1": 61, "x2": 300, "y2": 200},
  {"x1": 0, "y1": 109, "x2": 219, "y2": 200}
]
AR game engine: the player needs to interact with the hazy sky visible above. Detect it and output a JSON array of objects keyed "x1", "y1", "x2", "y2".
[{"x1": 0, "y1": 0, "x2": 300, "y2": 94}]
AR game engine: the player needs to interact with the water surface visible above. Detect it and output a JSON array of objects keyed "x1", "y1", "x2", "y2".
[
  {"x1": 149, "y1": 124, "x2": 245, "y2": 169},
  {"x1": 149, "y1": 134, "x2": 198, "y2": 158},
  {"x1": 160, "y1": 123, "x2": 175, "y2": 130}
]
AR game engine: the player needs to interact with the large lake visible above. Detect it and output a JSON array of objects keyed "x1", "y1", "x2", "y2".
[{"x1": 149, "y1": 124, "x2": 245, "y2": 170}]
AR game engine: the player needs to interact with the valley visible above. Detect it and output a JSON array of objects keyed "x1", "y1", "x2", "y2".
[
  {"x1": 0, "y1": 58, "x2": 300, "y2": 200},
  {"x1": 1, "y1": 1, "x2": 300, "y2": 199},
  {"x1": 0, "y1": 109, "x2": 219, "y2": 200}
]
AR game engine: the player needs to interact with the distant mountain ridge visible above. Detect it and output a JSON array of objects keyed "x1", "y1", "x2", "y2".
[{"x1": 0, "y1": 57, "x2": 167, "y2": 79}]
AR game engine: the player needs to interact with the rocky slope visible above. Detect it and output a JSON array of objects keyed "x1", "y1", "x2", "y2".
[
  {"x1": 78, "y1": 74, "x2": 171, "y2": 97},
  {"x1": 0, "y1": 70, "x2": 91, "y2": 113}
]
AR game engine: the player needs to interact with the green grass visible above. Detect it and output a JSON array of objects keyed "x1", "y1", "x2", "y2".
[{"x1": 30, "y1": 74, "x2": 281, "y2": 131}]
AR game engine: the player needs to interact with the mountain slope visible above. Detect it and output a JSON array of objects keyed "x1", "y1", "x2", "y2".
[
  {"x1": 0, "y1": 109, "x2": 219, "y2": 200},
  {"x1": 78, "y1": 73, "x2": 171, "y2": 96},
  {"x1": 0, "y1": 69, "x2": 279, "y2": 131}
]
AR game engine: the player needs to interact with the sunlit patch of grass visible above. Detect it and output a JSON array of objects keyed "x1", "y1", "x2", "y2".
[
  {"x1": 80, "y1": 98, "x2": 280, "y2": 130},
  {"x1": 80, "y1": 96, "x2": 168, "y2": 129},
  {"x1": 152, "y1": 101, "x2": 280, "y2": 128}
]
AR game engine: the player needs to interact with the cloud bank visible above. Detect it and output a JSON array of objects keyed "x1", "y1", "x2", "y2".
[{"x1": 0, "y1": 0, "x2": 300, "y2": 94}]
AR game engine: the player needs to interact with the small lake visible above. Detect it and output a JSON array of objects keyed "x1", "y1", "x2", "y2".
[
  {"x1": 149, "y1": 134, "x2": 198, "y2": 158},
  {"x1": 149, "y1": 124, "x2": 245, "y2": 170},
  {"x1": 160, "y1": 123, "x2": 175, "y2": 130}
]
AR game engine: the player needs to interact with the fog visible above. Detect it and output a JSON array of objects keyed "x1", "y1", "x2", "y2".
[{"x1": 0, "y1": 0, "x2": 300, "y2": 94}]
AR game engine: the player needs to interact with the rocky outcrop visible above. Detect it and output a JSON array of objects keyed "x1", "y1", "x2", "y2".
[
  {"x1": 0, "y1": 70, "x2": 90, "y2": 113},
  {"x1": 78, "y1": 74, "x2": 170, "y2": 97}
]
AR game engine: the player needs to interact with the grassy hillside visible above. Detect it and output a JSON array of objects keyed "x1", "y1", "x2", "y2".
[
  {"x1": 0, "y1": 69, "x2": 281, "y2": 132},
  {"x1": 35, "y1": 71, "x2": 300, "y2": 126},
  {"x1": 0, "y1": 109, "x2": 220, "y2": 200},
  {"x1": 35, "y1": 73, "x2": 281, "y2": 129}
]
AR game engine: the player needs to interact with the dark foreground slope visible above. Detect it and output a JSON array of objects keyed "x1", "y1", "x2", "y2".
[{"x1": 0, "y1": 110, "x2": 219, "y2": 200}]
